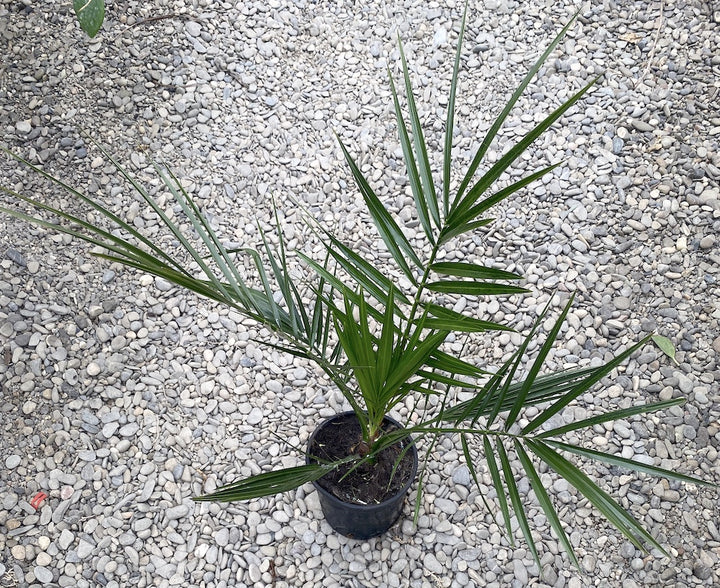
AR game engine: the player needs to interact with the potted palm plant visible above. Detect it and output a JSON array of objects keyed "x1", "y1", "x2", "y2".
[{"x1": 1, "y1": 6, "x2": 714, "y2": 568}]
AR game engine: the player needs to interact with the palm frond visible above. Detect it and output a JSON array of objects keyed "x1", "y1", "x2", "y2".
[
  {"x1": 452, "y1": 10, "x2": 581, "y2": 205},
  {"x1": 397, "y1": 37, "x2": 441, "y2": 230},
  {"x1": 336, "y1": 135, "x2": 422, "y2": 284},
  {"x1": 194, "y1": 457, "x2": 356, "y2": 502},
  {"x1": 442, "y1": 2, "x2": 468, "y2": 216},
  {"x1": 528, "y1": 439, "x2": 667, "y2": 554}
]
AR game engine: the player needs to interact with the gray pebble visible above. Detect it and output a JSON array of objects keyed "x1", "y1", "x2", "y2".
[
  {"x1": 7, "y1": 249, "x2": 27, "y2": 266},
  {"x1": 3, "y1": 493, "x2": 18, "y2": 509},
  {"x1": 185, "y1": 21, "x2": 202, "y2": 37},
  {"x1": 86, "y1": 362, "x2": 102, "y2": 376},
  {"x1": 58, "y1": 529, "x2": 75, "y2": 550},
  {"x1": 423, "y1": 553, "x2": 443, "y2": 574},
  {"x1": 693, "y1": 563, "x2": 712, "y2": 580},
  {"x1": 76, "y1": 539, "x2": 94, "y2": 559},
  {"x1": 619, "y1": 542, "x2": 636, "y2": 559},
  {"x1": 513, "y1": 560, "x2": 529, "y2": 584},
  {"x1": 452, "y1": 465, "x2": 472, "y2": 487},
  {"x1": 248, "y1": 564, "x2": 262, "y2": 582},
  {"x1": 256, "y1": 533, "x2": 273, "y2": 545},
  {"x1": 631, "y1": 119, "x2": 654, "y2": 132},
  {"x1": 15, "y1": 120, "x2": 32, "y2": 133},
  {"x1": 246, "y1": 407, "x2": 264, "y2": 425},
  {"x1": 434, "y1": 497, "x2": 458, "y2": 515},
  {"x1": 138, "y1": 479, "x2": 155, "y2": 502},
  {"x1": 675, "y1": 373, "x2": 694, "y2": 394},
  {"x1": 166, "y1": 504, "x2": 189, "y2": 521},
  {"x1": 219, "y1": 401, "x2": 236, "y2": 413},
  {"x1": 102, "y1": 422, "x2": 119, "y2": 438},
  {"x1": 5, "y1": 454, "x2": 21, "y2": 469},
  {"x1": 215, "y1": 528, "x2": 229, "y2": 547},
  {"x1": 119, "y1": 422, "x2": 139, "y2": 436},
  {"x1": 697, "y1": 234, "x2": 714, "y2": 249},
  {"x1": 614, "y1": 296, "x2": 631, "y2": 310},
  {"x1": 34, "y1": 566, "x2": 53, "y2": 584},
  {"x1": 110, "y1": 335, "x2": 127, "y2": 351}
]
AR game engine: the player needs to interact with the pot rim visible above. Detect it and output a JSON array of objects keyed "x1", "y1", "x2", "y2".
[{"x1": 306, "y1": 410, "x2": 419, "y2": 510}]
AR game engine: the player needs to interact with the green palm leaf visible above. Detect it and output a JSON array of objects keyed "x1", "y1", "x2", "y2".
[
  {"x1": 504, "y1": 295, "x2": 574, "y2": 430},
  {"x1": 460, "y1": 434, "x2": 495, "y2": 516},
  {"x1": 442, "y1": 2, "x2": 468, "y2": 216},
  {"x1": 522, "y1": 336, "x2": 652, "y2": 434},
  {"x1": 333, "y1": 295, "x2": 378, "y2": 411},
  {"x1": 397, "y1": 37, "x2": 441, "y2": 229},
  {"x1": 194, "y1": 459, "x2": 355, "y2": 502},
  {"x1": 421, "y1": 316, "x2": 511, "y2": 333},
  {"x1": 158, "y1": 165, "x2": 257, "y2": 311},
  {"x1": 444, "y1": 163, "x2": 561, "y2": 239},
  {"x1": 425, "y1": 348, "x2": 490, "y2": 378},
  {"x1": 381, "y1": 331, "x2": 448, "y2": 402},
  {"x1": 430, "y1": 261, "x2": 522, "y2": 281},
  {"x1": 515, "y1": 440, "x2": 579, "y2": 569},
  {"x1": 484, "y1": 437, "x2": 514, "y2": 546},
  {"x1": 442, "y1": 366, "x2": 599, "y2": 423},
  {"x1": 545, "y1": 440, "x2": 716, "y2": 488},
  {"x1": 424, "y1": 303, "x2": 513, "y2": 331},
  {"x1": 376, "y1": 287, "x2": 397, "y2": 394},
  {"x1": 484, "y1": 306, "x2": 549, "y2": 428},
  {"x1": 388, "y1": 66, "x2": 434, "y2": 244},
  {"x1": 336, "y1": 135, "x2": 421, "y2": 284},
  {"x1": 0, "y1": 147, "x2": 186, "y2": 275},
  {"x1": 497, "y1": 440, "x2": 539, "y2": 567},
  {"x1": 450, "y1": 76, "x2": 600, "y2": 223},
  {"x1": 425, "y1": 281, "x2": 529, "y2": 296},
  {"x1": 437, "y1": 217, "x2": 494, "y2": 246},
  {"x1": 453, "y1": 11, "x2": 581, "y2": 205},
  {"x1": 536, "y1": 398, "x2": 685, "y2": 439},
  {"x1": 528, "y1": 439, "x2": 666, "y2": 554},
  {"x1": 323, "y1": 233, "x2": 411, "y2": 305}
]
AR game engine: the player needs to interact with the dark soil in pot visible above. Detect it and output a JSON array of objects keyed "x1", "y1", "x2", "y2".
[{"x1": 308, "y1": 412, "x2": 416, "y2": 505}]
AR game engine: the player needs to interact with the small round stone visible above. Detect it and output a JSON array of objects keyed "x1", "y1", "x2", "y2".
[
  {"x1": 699, "y1": 236, "x2": 715, "y2": 249},
  {"x1": 33, "y1": 565, "x2": 53, "y2": 584},
  {"x1": 86, "y1": 362, "x2": 102, "y2": 376},
  {"x1": 5, "y1": 454, "x2": 21, "y2": 469},
  {"x1": 11, "y1": 545, "x2": 26, "y2": 560},
  {"x1": 16, "y1": 120, "x2": 32, "y2": 133}
]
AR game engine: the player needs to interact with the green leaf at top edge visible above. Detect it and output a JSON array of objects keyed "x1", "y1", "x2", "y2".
[
  {"x1": 73, "y1": 0, "x2": 105, "y2": 38},
  {"x1": 442, "y1": 2, "x2": 468, "y2": 217},
  {"x1": 453, "y1": 9, "x2": 581, "y2": 206}
]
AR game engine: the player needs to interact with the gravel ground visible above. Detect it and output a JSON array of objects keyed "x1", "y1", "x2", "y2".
[{"x1": 1, "y1": 0, "x2": 719, "y2": 586}]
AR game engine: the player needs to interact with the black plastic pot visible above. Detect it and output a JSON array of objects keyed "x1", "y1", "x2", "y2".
[{"x1": 306, "y1": 411, "x2": 418, "y2": 540}]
